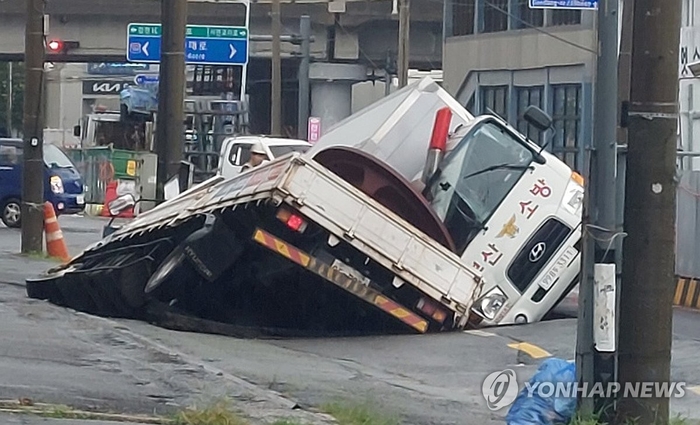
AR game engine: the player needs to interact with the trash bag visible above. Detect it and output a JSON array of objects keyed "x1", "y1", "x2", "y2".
[{"x1": 506, "y1": 358, "x2": 577, "y2": 425}]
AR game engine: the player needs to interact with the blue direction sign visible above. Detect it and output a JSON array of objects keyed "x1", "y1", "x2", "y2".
[
  {"x1": 529, "y1": 0, "x2": 597, "y2": 9},
  {"x1": 134, "y1": 74, "x2": 159, "y2": 85},
  {"x1": 127, "y1": 23, "x2": 249, "y2": 65}
]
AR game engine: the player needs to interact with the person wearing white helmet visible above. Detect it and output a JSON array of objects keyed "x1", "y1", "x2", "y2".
[{"x1": 241, "y1": 141, "x2": 268, "y2": 171}]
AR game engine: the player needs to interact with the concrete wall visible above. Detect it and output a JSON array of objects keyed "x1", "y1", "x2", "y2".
[{"x1": 443, "y1": 26, "x2": 596, "y2": 100}]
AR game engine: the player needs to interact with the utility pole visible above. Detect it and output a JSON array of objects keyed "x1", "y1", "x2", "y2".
[
  {"x1": 6, "y1": 62, "x2": 12, "y2": 136},
  {"x1": 397, "y1": 0, "x2": 410, "y2": 88},
  {"x1": 576, "y1": 0, "x2": 619, "y2": 419},
  {"x1": 297, "y1": 15, "x2": 311, "y2": 140},
  {"x1": 21, "y1": 0, "x2": 45, "y2": 254},
  {"x1": 617, "y1": 0, "x2": 680, "y2": 423},
  {"x1": 271, "y1": 0, "x2": 282, "y2": 135},
  {"x1": 155, "y1": 0, "x2": 187, "y2": 202}
]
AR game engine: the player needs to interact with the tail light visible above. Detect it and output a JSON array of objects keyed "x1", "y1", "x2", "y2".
[
  {"x1": 416, "y1": 297, "x2": 448, "y2": 324},
  {"x1": 276, "y1": 208, "x2": 308, "y2": 233}
]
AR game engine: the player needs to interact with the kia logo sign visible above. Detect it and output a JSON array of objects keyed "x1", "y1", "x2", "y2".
[
  {"x1": 82, "y1": 80, "x2": 131, "y2": 95},
  {"x1": 529, "y1": 242, "x2": 547, "y2": 263}
]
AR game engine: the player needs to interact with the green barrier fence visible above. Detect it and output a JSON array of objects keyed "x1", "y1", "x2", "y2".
[{"x1": 66, "y1": 146, "x2": 140, "y2": 205}]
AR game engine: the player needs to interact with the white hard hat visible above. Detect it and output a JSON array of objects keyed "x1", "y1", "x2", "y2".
[{"x1": 250, "y1": 141, "x2": 266, "y2": 155}]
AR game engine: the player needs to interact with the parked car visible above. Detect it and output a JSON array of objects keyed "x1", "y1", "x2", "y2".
[{"x1": 0, "y1": 139, "x2": 85, "y2": 228}]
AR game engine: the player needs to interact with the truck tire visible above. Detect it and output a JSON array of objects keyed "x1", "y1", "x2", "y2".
[
  {"x1": 1, "y1": 198, "x2": 21, "y2": 228},
  {"x1": 144, "y1": 245, "x2": 197, "y2": 302}
]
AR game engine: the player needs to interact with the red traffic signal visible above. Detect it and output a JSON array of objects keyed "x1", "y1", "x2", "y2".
[
  {"x1": 46, "y1": 39, "x2": 80, "y2": 53},
  {"x1": 47, "y1": 40, "x2": 63, "y2": 52}
]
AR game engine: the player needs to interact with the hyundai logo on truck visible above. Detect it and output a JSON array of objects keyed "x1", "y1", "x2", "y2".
[{"x1": 529, "y1": 242, "x2": 547, "y2": 263}]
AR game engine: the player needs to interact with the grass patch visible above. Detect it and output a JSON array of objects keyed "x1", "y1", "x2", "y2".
[
  {"x1": 321, "y1": 402, "x2": 399, "y2": 425},
  {"x1": 173, "y1": 400, "x2": 247, "y2": 425}
]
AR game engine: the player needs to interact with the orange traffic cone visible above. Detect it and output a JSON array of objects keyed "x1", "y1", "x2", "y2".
[
  {"x1": 101, "y1": 181, "x2": 118, "y2": 217},
  {"x1": 44, "y1": 202, "x2": 71, "y2": 263},
  {"x1": 101, "y1": 180, "x2": 134, "y2": 218}
]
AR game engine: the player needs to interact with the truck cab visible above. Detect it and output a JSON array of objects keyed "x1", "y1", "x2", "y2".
[
  {"x1": 218, "y1": 136, "x2": 312, "y2": 178},
  {"x1": 424, "y1": 114, "x2": 583, "y2": 326}
]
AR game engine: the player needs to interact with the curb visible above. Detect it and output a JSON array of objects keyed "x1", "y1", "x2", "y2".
[{"x1": 674, "y1": 277, "x2": 700, "y2": 310}]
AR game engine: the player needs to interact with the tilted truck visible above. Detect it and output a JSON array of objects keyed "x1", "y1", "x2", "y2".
[{"x1": 25, "y1": 78, "x2": 583, "y2": 334}]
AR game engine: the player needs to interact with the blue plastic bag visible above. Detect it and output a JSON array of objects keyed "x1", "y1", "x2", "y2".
[{"x1": 506, "y1": 358, "x2": 577, "y2": 425}]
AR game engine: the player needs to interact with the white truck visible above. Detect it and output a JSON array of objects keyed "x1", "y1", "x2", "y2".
[
  {"x1": 26, "y1": 78, "x2": 582, "y2": 333},
  {"x1": 218, "y1": 135, "x2": 312, "y2": 178}
]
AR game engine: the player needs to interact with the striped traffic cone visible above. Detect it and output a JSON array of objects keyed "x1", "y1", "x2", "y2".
[{"x1": 44, "y1": 202, "x2": 71, "y2": 262}]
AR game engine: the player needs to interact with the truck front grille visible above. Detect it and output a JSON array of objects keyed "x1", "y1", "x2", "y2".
[{"x1": 507, "y1": 218, "x2": 572, "y2": 293}]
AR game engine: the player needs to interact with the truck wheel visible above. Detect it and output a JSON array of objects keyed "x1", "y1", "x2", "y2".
[{"x1": 1, "y1": 198, "x2": 21, "y2": 228}]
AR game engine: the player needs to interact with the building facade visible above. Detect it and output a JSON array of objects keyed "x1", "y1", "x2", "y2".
[{"x1": 442, "y1": 0, "x2": 597, "y2": 173}]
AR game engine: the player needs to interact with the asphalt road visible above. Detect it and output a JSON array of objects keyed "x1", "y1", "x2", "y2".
[{"x1": 2, "y1": 216, "x2": 700, "y2": 424}]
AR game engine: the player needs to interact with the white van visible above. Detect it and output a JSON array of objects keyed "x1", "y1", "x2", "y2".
[{"x1": 218, "y1": 136, "x2": 312, "y2": 178}]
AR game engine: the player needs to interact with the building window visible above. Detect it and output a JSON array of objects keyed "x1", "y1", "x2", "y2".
[
  {"x1": 551, "y1": 84, "x2": 582, "y2": 169},
  {"x1": 483, "y1": 0, "x2": 509, "y2": 33},
  {"x1": 516, "y1": 86, "x2": 544, "y2": 144},
  {"x1": 515, "y1": 0, "x2": 544, "y2": 29},
  {"x1": 481, "y1": 85, "x2": 509, "y2": 121},
  {"x1": 551, "y1": 9, "x2": 582, "y2": 26},
  {"x1": 452, "y1": 0, "x2": 476, "y2": 36}
]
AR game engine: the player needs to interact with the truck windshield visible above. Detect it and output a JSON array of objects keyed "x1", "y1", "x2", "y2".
[
  {"x1": 44, "y1": 144, "x2": 74, "y2": 169},
  {"x1": 428, "y1": 121, "x2": 535, "y2": 253},
  {"x1": 94, "y1": 120, "x2": 128, "y2": 149}
]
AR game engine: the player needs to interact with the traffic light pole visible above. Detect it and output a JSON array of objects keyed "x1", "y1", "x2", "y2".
[
  {"x1": 155, "y1": 0, "x2": 187, "y2": 202},
  {"x1": 21, "y1": 0, "x2": 45, "y2": 253},
  {"x1": 617, "y1": 0, "x2": 681, "y2": 422}
]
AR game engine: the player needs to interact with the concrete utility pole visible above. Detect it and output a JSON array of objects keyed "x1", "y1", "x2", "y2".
[
  {"x1": 155, "y1": 0, "x2": 187, "y2": 201},
  {"x1": 617, "y1": 0, "x2": 681, "y2": 423},
  {"x1": 21, "y1": 0, "x2": 45, "y2": 253},
  {"x1": 397, "y1": 0, "x2": 410, "y2": 88},
  {"x1": 297, "y1": 15, "x2": 311, "y2": 140},
  {"x1": 6, "y1": 62, "x2": 12, "y2": 136},
  {"x1": 271, "y1": 0, "x2": 282, "y2": 135},
  {"x1": 576, "y1": 0, "x2": 619, "y2": 418}
]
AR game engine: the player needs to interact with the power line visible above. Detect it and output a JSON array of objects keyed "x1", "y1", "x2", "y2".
[{"x1": 437, "y1": 0, "x2": 598, "y2": 55}]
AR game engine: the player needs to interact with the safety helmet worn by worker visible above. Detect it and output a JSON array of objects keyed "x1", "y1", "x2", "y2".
[{"x1": 250, "y1": 141, "x2": 266, "y2": 155}]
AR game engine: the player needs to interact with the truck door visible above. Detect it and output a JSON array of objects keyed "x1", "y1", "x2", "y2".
[{"x1": 223, "y1": 142, "x2": 271, "y2": 178}]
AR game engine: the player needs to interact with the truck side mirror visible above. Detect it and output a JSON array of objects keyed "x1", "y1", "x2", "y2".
[
  {"x1": 523, "y1": 106, "x2": 553, "y2": 133},
  {"x1": 73, "y1": 125, "x2": 81, "y2": 138}
]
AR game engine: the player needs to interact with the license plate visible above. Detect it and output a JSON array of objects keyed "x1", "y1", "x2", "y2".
[
  {"x1": 539, "y1": 247, "x2": 578, "y2": 291},
  {"x1": 331, "y1": 259, "x2": 371, "y2": 287},
  {"x1": 76, "y1": 195, "x2": 85, "y2": 205}
]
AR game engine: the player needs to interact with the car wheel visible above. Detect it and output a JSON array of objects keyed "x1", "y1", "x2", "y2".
[{"x1": 1, "y1": 198, "x2": 22, "y2": 228}]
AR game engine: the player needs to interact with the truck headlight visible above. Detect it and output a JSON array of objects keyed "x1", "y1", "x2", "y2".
[
  {"x1": 50, "y1": 176, "x2": 64, "y2": 194},
  {"x1": 472, "y1": 287, "x2": 507, "y2": 320}
]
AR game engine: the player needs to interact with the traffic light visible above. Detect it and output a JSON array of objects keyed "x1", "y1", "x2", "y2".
[{"x1": 46, "y1": 39, "x2": 80, "y2": 54}]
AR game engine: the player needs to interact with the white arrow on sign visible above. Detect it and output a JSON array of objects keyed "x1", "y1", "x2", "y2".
[
  {"x1": 142, "y1": 42, "x2": 150, "y2": 56},
  {"x1": 229, "y1": 44, "x2": 237, "y2": 59}
]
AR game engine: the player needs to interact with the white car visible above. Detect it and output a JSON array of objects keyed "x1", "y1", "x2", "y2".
[{"x1": 218, "y1": 136, "x2": 312, "y2": 178}]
